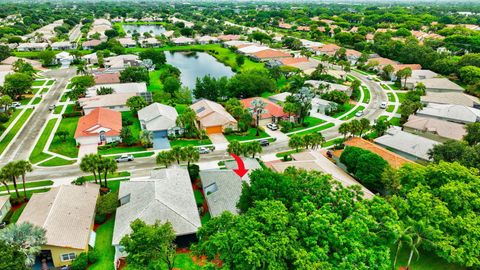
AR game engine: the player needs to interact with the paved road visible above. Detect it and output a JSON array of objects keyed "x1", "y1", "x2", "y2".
[
  {"x1": 0, "y1": 68, "x2": 76, "y2": 164},
  {"x1": 69, "y1": 23, "x2": 82, "y2": 43}
]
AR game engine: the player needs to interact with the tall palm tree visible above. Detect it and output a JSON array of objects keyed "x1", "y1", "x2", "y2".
[
  {"x1": 338, "y1": 122, "x2": 351, "y2": 140},
  {"x1": 0, "y1": 172, "x2": 10, "y2": 195},
  {"x1": 249, "y1": 98, "x2": 267, "y2": 137},
  {"x1": 0, "y1": 222, "x2": 46, "y2": 267},
  {"x1": 139, "y1": 130, "x2": 153, "y2": 148},
  {"x1": 98, "y1": 157, "x2": 117, "y2": 188},
  {"x1": 407, "y1": 232, "x2": 422, "y2": 268},
  {"x1": 393, "y1": 226, "x2": 413, "y2": 270},
  {"x1": 80, "y1": 154, "x2": 101, "y2": 184},
  {"x1": 170, "y1": 146, "x2": 186, "y2": 164},
  {"x1": 1, "y1": 162, "x2": 20, "y2": 198},
  {"x1": 156, "y1": 151, "x2": 174, "y2": 168},
  {"x1": 15, "y1": 160, "x2": 32, "y2": 198},
  {"x1": 76, "y1": 61, "x2": 88, "y2": 75},
  {"x1": 184, "y1": 146, "x2": 199, "y2": 168}
]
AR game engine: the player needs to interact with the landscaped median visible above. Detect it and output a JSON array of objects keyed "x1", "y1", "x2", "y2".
[
  {"x1": 38, "y1": 157, "x2": 76, "y2": 167},
  {"x1": 29, "y1": 118, "x2": 57, "y2": 164},
  {"x1": 339, "y1": 106, "x2": 365, "y2": 121},
  {"x1": 287, "y1": 122, "x2": 335, "y2": 137},
  {"x1": 0, "y1": 108, "x2": 34, "y2": 155},
  {"x1": 361, "y1": 85, "x2": 371, "y2": 103},
  {"x1": 225, "y1": 127, "x2": 269, "y2": 142}
]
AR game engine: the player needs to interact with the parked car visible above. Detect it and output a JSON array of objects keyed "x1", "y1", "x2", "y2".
[
  {"x1": 355, "y1": 110, "x2": 364, "y2": 117},
  {"x1": 11, "y1": 102, "x2": 21, "y2": 108},
  {"x1": 48, "y1": 105, "x2": 56, "y2": 111},
  {"x1": 266, "y1": 123, "x2": 278, "y2": 131},
  {"x1": 259, "y1": 139, "x2": 270, "y2": 147},
  {"x1": 115, "y1": 154, "x2": 134, "y2": 162},
  {"x1": 380, "y1": 102, "x2": 387, "y2": 109},
  {"x1": 198, "y1": 147, "x2": 210, "y2": 154}
]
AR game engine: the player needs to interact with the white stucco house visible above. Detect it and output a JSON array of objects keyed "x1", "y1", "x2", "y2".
[{"x1": 74, "y1": 107, "x2": 122, "y2": 145}]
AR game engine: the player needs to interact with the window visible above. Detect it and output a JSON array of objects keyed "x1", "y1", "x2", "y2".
[
  {"x1": 119, "y1": 194, "x2": 131, "y2": 206},
  {"x1": 204, "y1": 183, "x2": 218, "y2": 195},
  {"x1": 61, "y1": 253, "x2": 76, "y2": 262}
]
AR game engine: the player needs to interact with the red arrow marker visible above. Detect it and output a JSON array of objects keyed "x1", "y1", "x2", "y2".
[{"x1": 230, "y1": 153, "x2": 248, "y2": 178}]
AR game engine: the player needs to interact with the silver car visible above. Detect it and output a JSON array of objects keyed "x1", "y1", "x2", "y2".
[
  {"x1": 198, "y1": 147, "x2": 210, "y2": 154},
  {"x1": 355, "y1": 110, "x2": 364, "y2": 117},
  {"x1": 115, "y1": 154, "x2": 134, "y2": 162}
]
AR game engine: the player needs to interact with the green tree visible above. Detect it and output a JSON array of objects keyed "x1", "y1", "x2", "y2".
[
  {"x1": 176, "y1": 108, "x2": 199, "y2": 139},
  {"x1": 163, "y1": 76, "x2": 181, "y2": 94},
  {"x1": 288, "y1": 134, "x2": 304, "y2": 152},
  {"x1": 139, "y1": 130, "x2": 153, "y2": 148},
  {"x1": 248, "y1": 98, "x2": 266, "y2": 136},
  {"x1": 126, "y1": 96, "x2": 147, "y2": 115},
  {"x1": 2, "y1": 72, "x2": 33, "y2": 99},
  {"x1": 227, "y1": 70, "x2": 275, "y2": 98},
  {"x1": 120, "y1": 126, "x2": 136, "y2": 146},
  {"x1": 359, "y1": 118, "x2": 371, "y2": 137},
  {"x1": 184, "y1": 146, "x2": 200, "y2": 168},
  {"x1": 459, "y1": 65, "x2": 480, "y2": 85},
  {"x1": 80, "y1": 154, "x2": 101, "y2": 184},
  {"x1": 38, "y1": 50, "x2": 56, "y2": 66},
  {"x1": 15, "y1": 160, "x2": 32, "y2": 198},
  {"x1": 156, "y1": 151, "x2": 174, "y2": 168},
  {"x1": 120, "y1": 219, "x2": 177, "y2": 270},
  {"x1": 0, "y1": 223, "x2": 46, "y2": 267},
  {"x1": 244, "y1": 141, "x2": 262, "y2": 158},
  {"x1": 382, "y1": 64, "x2": 395, "y2": 80},
  {"x1": 0, "y1": 240, "x2": 28, "y2": 270},
  {"x1": 464, "y1": 122, "x2": 480, "y2": 146},
  {"x1": 120, "y1": 66, "x2": 150, "y2": 84},
  {"x1": 0, "y1": 95, "x2": 13, "y2": 112},
  {"x1": 139, "y1": 48, "x2": 166, "y2": 67},
  {"x1": 170, "y1": 146, "x2": 186, "y2": 164},
  {"x1": 1, "y1": 161, "x2": 21, "y2": 198},
  {"x1": 227, "y1": 140, "x2": 244, "y2": 156},
  {"x1": 98, "y1": 157, "x2": 117, "y2": 188},
  {"x1": 71, "y1": 75, "x2": 95, "y2": 89},
  {"x1": 374, "y1": 118, "x2": 391, "y2": 136},
  {"x1": 55, "y1": 130, "x2": 69, "y2": 142},
  {"x1": 13, "y1": 59, "x2": 34, "y2": 75},
  {"x1": 339, "y1": 122, "x2": 351, "y2": 140}
]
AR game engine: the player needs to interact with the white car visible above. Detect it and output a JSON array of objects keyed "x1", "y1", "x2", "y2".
[
  {"x1": 11, "y1": 102, "x2": 21, "y2": 108},
  {"x1": 115, "y1": 154, "x2": 134, "y2": 162},
  {"x1": 355, "y1": 110, "x2": 364, "y2": 117},
  {"x1": 380, "y1": 102, "x2": 387, "y2": 109},
  {"x1": 266, "y1": 123, "x2": 278, "y2": 131},
  {"x1": 198, "y1": 147, "x2": 210, "y2": 154}
]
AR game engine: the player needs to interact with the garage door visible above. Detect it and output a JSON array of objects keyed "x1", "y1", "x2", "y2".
[
  {"x1": 153, "y1": 130, "x2": 170, "y2": 150},
  {"x1": 206, "y1": 126, "x2": 223, "y2": 134}
]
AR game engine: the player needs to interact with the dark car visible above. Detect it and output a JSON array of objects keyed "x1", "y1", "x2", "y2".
[{"x1": 259, "y1": 139, "x2": 270, "y2": 147}]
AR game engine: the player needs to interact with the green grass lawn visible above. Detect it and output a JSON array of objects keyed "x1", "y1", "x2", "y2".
[
  {"x1": 41, "y1": 87, "x2": 49, "y2": 94},
  {"x1": 288, "y1": 122, "x2": 335, "y2": 136},
  {"x1": 147, "y1": 69, "x2": 164, "y2": 92},
  {"x1": 8, "y1": 188, "x2": 51, "y2": 199},
  {"x1": 46, "y1": 80, "x2": 54, "y2": 86},
  {"x1": 340, "y1": 106, "x2": 365, "y2": 121},
  {"x1": 0, "y1": 180, "x2": 53, "y2": 193},
  {"x1": 378, "y1": 116, "x2": 401, "y2": 127},
  {"x1": 31, "y1": 97, "x2": 42, "y2": 105},
  {"x1": 170, "y1": 138, "x2": 212, "y2": 147},
  {"x1": 0, "y1": 109, "x2": 22, "y2": 136},
  {"x1": 48, "y1": 116, "x2": 79, "y2": 158},
  {"x1": 0, "y1": 108, "x2": 33, "y2": 155},
  {"x1": 389, "y1": 83, "x2": 401, "y2": 90},
  {"x1": 387, "y1": 93, "x2": 396, "y2": 102},
  {"x1": 29, "y1": 118, "x2": 57, "y2": 164},
  {"x1": 122, "y1": 111, "x2": 142, "y2": 140},
  {"x1": 361, "y1": 86, "x2": 371, "y2": 103},
  {"x1": 386, "y1": 105, "x2": 396, "y2": 113},
  {"x1": 89, "y1": 215, "x2": 115, "y2": 270},
  {"x1": 397, "y1": 92, "x2": 406, "y2": 103},
  {"x1": 98, "y1": 146, "x2": 147, "y2": 155},
  {"x1": 194, "y1": 190, "x2": 204, "y2": 205},
  {"x1": 64, "y1": 104, "x2": 76, "y2": 113},
  {"x1": 380, "y1": 84, "x2": 390, "y2": 90},
  {"x1": 53, "y1": 105, "x2": 63, "y2": 114},
  {"x1": 225, "y1": 128, "x2": 269, "y2": 142},
  {"x1": 60, "y1": 93, "x2": 68, "y2": 102},
  {"x1": 82, "y1": 171, "x2": 131, "y2": 182},
  {"x1": 32, "y1": 80, "x2": 46, "y2": 87},
  {"x1": 331, "y1": 103, "x2": 355, "y2": 118},
  {"x1": 112, "y1": 152, "x2": 155, "y2": 159},
  {"x1": 289, "y1": 116, "x2": 326, "y2": 133},
  {"x1": 20, "y1": 97, "x2": 32, "y2": 105},
  {"x1": 38, "y1": 157, "x2": 76, "y2": 167},
  {"x1": 276, "y1": 149, "x2": 303, "y2": 158}
]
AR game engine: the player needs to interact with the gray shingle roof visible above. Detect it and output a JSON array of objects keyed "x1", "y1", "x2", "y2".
[
  {"x1": 200, "y1": 170, "x2": 244, "y2": 217},
  {"x1": 113, "y1": 167, "x2": 201, "y2": 245},
  {"x1": 137, "y1": 103, "x2": 178, "y2": 131}
]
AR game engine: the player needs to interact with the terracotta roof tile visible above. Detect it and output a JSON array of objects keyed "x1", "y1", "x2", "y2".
[
  {"x1": 94, "y1": 73, "x2": 121, "y2": 84},
  {"x1": 252, "y1": 49, "x2": 290, "y2": 59},
  {"x1": 280, "y1": 57, "x2": 309, "y2": 65},
  {"x1": 74, "y1": 107, "x2": 122, "y2": 138},
  {"x1": 240, "y1": 97, "x2": 288, "y2": 119}
]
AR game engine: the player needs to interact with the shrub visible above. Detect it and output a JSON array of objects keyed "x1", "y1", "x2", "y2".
[
  {"x1": 96, "y1": 191, "x2": 119, "y2": 216},
  {"x1": 70, "y1": 252, "x2": 88, "y2": 270},
  {"x1": 279, "y1": 121, "x2": 294, "y2": 133},
  {"x1": 10, "y1": 197, "x2": 26, "y2": 206},
  {"x1": 72, "y1": 176, "x2": 87, "y2": 185},
  {"x1": 95, "y1": 214, "x2": 106, "y2": 224},
  {"x1": 62, "y1": 111, "x2": 82, "y2": 118},
  {"x1": 88, "y1": 250, "x2": 99, "y2": 264},
  {"x1": 188, "y1": 164, "x2": 200, "y2": 182},
  {"x1": 223, "y1": 127, "x2": 234, "y2": 135},
  {"x1": 122, "y1": 118, "x2": 133, "y2": 126},
  {"x1": 0, "y1": 113, "x2": 9, "y2": 123}
]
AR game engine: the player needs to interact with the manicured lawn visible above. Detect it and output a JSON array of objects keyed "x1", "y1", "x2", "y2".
[
  {"x1": 53, "y1": 105, "x2": 63, "y2": 114},
  {"x1": 170, "y1": 138, "x2": 212, "y2": 147},
  {"x1": 98, "y1": 146, "x2": 146, "y2": 155},
  {"x1": 20, "y1": 97, "x2": 32, "y2": 105},
  {"x1": 194, "y1": 190, "x2": 204, "y2": 205},
  {"x1": 276, "y1": 149, "x2": 302, "y2": 158},
  {"x1": 289, "y1": 116, "x2": 326, "y2": 133},
  {"x1": 361, "y1": 86, "x2": 371, "y2": 103},
  {"x1": 289, "y1": 122, "x2": 335, "y2": 136},
  {"x1": 8, "y1": 188, "x2": 51, "y2": 199},
  {"x1": 82, "y1": 171, "x2": 131, "y2": 182},
  {"x1": 65, "y1": 104, "x2": 76, "y2": 113},
  {"x1": 261, "y1": 91, "x2": 276, "y2": 98},
  {"x1": 225, "y1": 128, "x2": 269, "y2": 142},
  {"x1": 387, "y1": 93, "x2": 396, "y2": 102},
  {"x1": 390, "y1": 117, "x2": 401, "y2": 126},
  {"x1": 380, "y1": 84, "x2": 390, "y2": 90},
  {"x1": 386, "y1": 105, "x2": 396, "y2": 113},
  {"x1": 89, "y1": 215, "x2": 115, "y2": 270},
  {"x1": 31, "y1": 97, "x2": 42, "y2": 105},
  {"x1": 331, "y1": 103, "x2": 355, "y2": 118},
  {"x1": 38, "y1": 157, "x2": 75, "y2": 167},
  {"x1": 0, "y1": 180, "x2": 53, "y2": 193},
  {"x1": 29, "y1": 118, "x2": 57, "y2": 164},
  {"x1": 122, "y1": 111, "x2": 142, "y2": 140},
  {"x1": 0, "y1": 108, "x2": 33, "y2": 155},
  {"x1": 0, "y1": 109, "x2": 22, "y2": 136},
  {"x1": 397, "y1": 92, "x2": 406, "y2": 103},
  {"x1": 389, "y1": 83, "x2": 401, "y2": 90},
  {"x1": 323, "y1": 138, "x2": 345, "y2": 148},
  {"x1": 60, "y1": 93, "x2": 68, "y2": 102},
  {"x1": 32, "y1": 80, "x2": 46, "y2": 87},
  {"x1": 340, "y1": 106, "x2": 365, "y2": 121},
  {"x1": 48, "y1": 116, "x2": 80, "y2": 158},
  {"x1": 46, "y1": 80, "x2": 54, "y2": 86},
  {"x1": 147, "y1": 69, "x2": 164, "y2": 92}
]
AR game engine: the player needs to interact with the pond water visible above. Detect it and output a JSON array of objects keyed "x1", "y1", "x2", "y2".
[
  {"x1": 165, "y1": 51, "x2": 235, "y2": 89},
  {"x1": 123, "y1": 24, "x2": 166, "y2": 36}
]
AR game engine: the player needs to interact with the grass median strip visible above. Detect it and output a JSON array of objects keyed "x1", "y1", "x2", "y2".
[
  {"x1": 288, "y1": 122, "x2": 335, "y2": 136},
  {"x1": 29, "y1": 118, "x2": 57, "y2": 164},
  {"x1": 49, "y1": 116, "x2": 79, "y2": 158},
  {"x1": 0, "y1": 108, "x2": 33, "y2": 155},
  {"x1": 361, "y1": 86, "x2": 371, "y2": 103},
  {"x1": 340, "y1": 106, "x2": 365, "y2": 121},
  {"x1": 38, "y1": 157, "x2": 76, "y2": 167},
  {"x1": 0, "y1": 180, "x2": 53, "y2": 192}
]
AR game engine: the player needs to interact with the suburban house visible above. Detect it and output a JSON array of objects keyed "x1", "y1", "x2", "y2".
[
  {"x1": 416, "y1": 103, "x2": 480, "y2": 124},
  {"x1": 305, "y1": 80, "x2": 351, "y2": 95},
  {"x1": 117, "y1": 37, "x2": 136, "y2": 48},
  {"x1": 250, "y1": 49, "x2": 291, "y2": 61},
  {"x1": 237, "y1": 45, "x2": 269, "y2": 54},
  {"x1": 269, "y1": 150, "x2": 374, "y2": 199},
  {"x1": 94, "y1": 72, "x2": 121, "y2": 85},
  {"x1": 113, "y1": 168, "x2": 201, "y2": 265},
  {"x1": 389, "y1": 64, "x2": 422, "y2": 81},
  {"x1": 311, "y1": 43, "x2": 340, "y2": 56},
  {"x1": 74, "y1": 107, "x2": 122, "y2": 145},
  {"x1": 104, "y1": 54, "x2": 141, "y2": 71},
  {"x1": 171, "y1": 36, "x2": 195, "y2": 45},
  {"x1": 78, "y1": 93, "x2": 136, "y2": 114},
  {"x1": 374, "y1": 127, "x2": 440, "y2": 162},
  {"x1": 51, "y1": 41, "x2": 75, "y2": 51},
  {"x1": 190, "y1": 99, "x2": 237, "y2": 135},
  {"x1": 86, "y1": 82, "x2": 148, "y2": 97},
  {"x1": 82, "y1": 39, "x2": 102, "y2": 50},
  {"x1": 405, "y1": 77, "x2": 464, "y2": 92},
  {"x1": 138, "y1": 103, "x2": 179, "y2": 149},
  {"x1": 140, "y1": 37, "x2": 161, "y2": 48},
  {"x1": 200, "y1": 158, "x2": 261, "y2": 217},
  {"x1": 55, "y1": 52, "x2": 73, "y2": 65},
  {"x1": 0, "y1": 195, "x2": 11, "y2": 222},
  {"x1": 345, "y1": 49, "x2": 362, "y2": 65},
  {"x1": 88, "y1": 19, "x2": 112, "y2": 40},
  {"x1": 311, "y1": 97, "x2": 336, "y2": 114},
  {"x1": 275, "y1": 57, "x2": 320, "y2": 73},
  {"x1": 1, "y1": 56, "x2": 43, "y2": 70},
  {"x1": 217, "y1": 34, "x2": 241, "y2": 41},
  {"x1": 367, "y1": 57, "x2": 397, "y2": 71},
  {"x1": 17, "y1": 42, "x2": 49, "y2": 51},
  {"x1": 196, "y1": 35, "x2": 220, "y2": 44},
  {"x1": 336, "y1": 137, "x2": 413, "y2": 169},
  {"x1": 409, "y1": 69, "x2": 440, "y2": 80},
  {"x1": 82, "y1": 53, "x2": 98, "y2": 65},
  {"x1": 16, "y1": 184, "x2": 99, "y2": 268},
  {"x1": 268, "y1": 92, "x2": 292, "y2": 104},
  {"x1": 421, "y1": 91, "x2": 480, "y2": 108},
  {"x1": 240, "y1": 97, "x2": 289, "y2": 126},
  {"x1": 404, "y1": 115, "x2": 467, "y2": 142}
]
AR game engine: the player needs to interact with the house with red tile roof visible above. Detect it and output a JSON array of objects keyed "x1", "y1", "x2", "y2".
[
  {"x1": 250, "y1": 49, "x2": 291, "y2": 61},
  {"x1": 74, "y1": 107, "x2": 122, "y2": 145},
  {"x1": 297, "y1": 26, "x2": 310, "y2": 31},
  {"x1": 240, "y1": 97, "x2": 290, "y2": 126},
  {"x1": 278, "y1": 57, "x2": 310, "y2": 66},
  {"x1": 345, "y1": 49, "x2": 362, "y2": 64},
  {"x1": 279, "y1": 22, "x2": 292, "y2": 29},
  {"x1": 217, "y1": 35, "x2": 241, "y2": 41},
  {"x1": 311, "y1": 43, "x2": 340, "y2": 56},
  {"x1": 94, "y1": 72, "x2": 121, "y2": 85}
]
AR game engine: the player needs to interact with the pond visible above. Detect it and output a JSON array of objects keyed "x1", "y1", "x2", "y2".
[
  {"x1": 165, "y1": 51, "x2": 235, "y2": 89},
  {"x1": 122, "y1": 24, "x2": 166, "y2": 36}
]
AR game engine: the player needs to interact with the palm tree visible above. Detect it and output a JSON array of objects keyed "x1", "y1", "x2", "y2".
[
  {"x1": 245, "y1": 141, "x2": 262, "y2": 158},
  {"x1": 1, "y1": 162, "x2": 21, "y2": 198},
  {"x1": 0, "y1": 222, "x2": 46, "y2": 267},
  {"x1": 288, "y1": 134, "x2": 305, "y2": 152},
  {"x1": 80, "y1": 154, "x2": 101, "y2": 184},
  {"x1": 249, "y1": 98, "x2": 267, "y2": 137},
  {"x1": 139, "y1": 130, "x2": 153, "y2": 148},
  {"x1": 393, "y1": 226, "x2": 413, "y2": 270},
  {"x1": 358, "y1": 118, "x2": 371, "y2": 137},
  {"x1": 407, "y1": 233, "x2": 422, "y2": 268},
  {"x1": 15, "y1": 160, "x2": 32, "y2": 198},
  {"x1": 76, "y1": 61, "x2": 88, "y2": 75},
  {"x1": 0, "y1": 95, "x2": 13, "y2": 113},
  {"x1": 184, "y1": 146, "x2": 199, "y2": 168},
  {"x1": 156, "y1": 151, "x2": 174, "y2": 168},
  {"x1": 312, "y1": 132, "x2": 325, "y2": 149},
  {"x1": 170, "y1": 146, "x2": 186, "y2": 164},
  {"x1": 99, "y1": 158, "x2": 117, "y2": 188},
  {"x1": 0, "y1": 172, "x2": 10, "y2": 195},
  {"x1": 339, "y1": 122, "x2": 351, "y2": 140}
]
